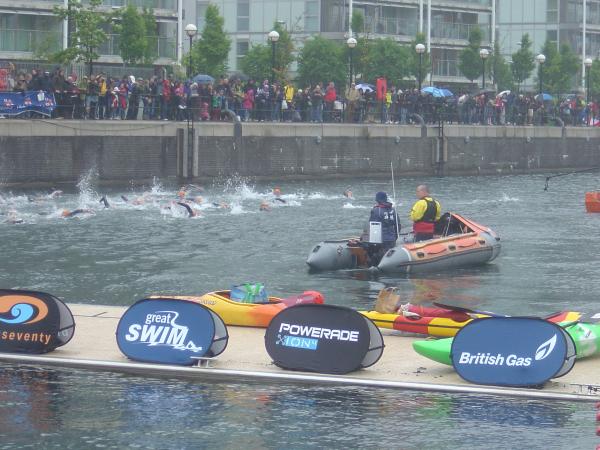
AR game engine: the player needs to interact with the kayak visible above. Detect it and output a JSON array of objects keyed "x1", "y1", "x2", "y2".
[
  {"x1": 360, "y1": 309, "x2": 581, "y2": 338},
  {"x1": 158, "y1": 290, "x2": 323, "y2": 328},
  {"x1": 307, "y1": 213, "x2": 501, "y2": 273},
  {"x1": 413, "y1": 321, "x2": 600, "y2": 365}
]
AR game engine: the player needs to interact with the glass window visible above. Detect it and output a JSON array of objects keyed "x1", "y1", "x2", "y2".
[
  {"x1": 305, "y1": 0, "x2": 319, "y2": 32},
  {"x1": 196, "y1": 1, "x2": 208, "y2": 30},
  {"x1": 237, "y1": 0, "x2": 249, "y2": 31}
]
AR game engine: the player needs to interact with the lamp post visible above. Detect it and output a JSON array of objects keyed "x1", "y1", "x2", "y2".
[
  {"x1": 415, "y1": 43, "x2": 425, "y2": 92},
  {"x1": 347, "y1": 37, "x2": 357, "y2": 86},
  {"x1": 184, "y1": 24, "x2": 197, "y2": 79},
  {"x1": 535, "y1": 53, "x2": 546, "y2": 97},
  {"x1": 268, "y1": 30, "x2": 280, "y2": 82},
  {"x1": 585, "y1": 57, "x2": 593, "y2": 126},
  {"x1": 479, "y1": 48, "x2": 489, "y2": 89}
]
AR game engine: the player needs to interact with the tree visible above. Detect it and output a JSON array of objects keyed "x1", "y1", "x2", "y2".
[
  {"x1": 141, "y1": 8, "x2": 159, "y2": 64},
  {"x1": 297, "y1": 36, "x2": 346, "y2": 89},
  {"x1": 536, "y1": 40, "x2": 579, "y2": 95},
  {"x1": 52, "y1": 0, "x2": 113, "y2": 76},
  {"x1": 489, "y1": 41, "x2": 513, "y2": 91},
  {"x1": 354, "y1": 38, "x2": 411, "y2": 83},
  {"x1": 187, "y1": 4, "x2": 231, "y2": 78},
  {"x1": 239, "y1": 22, "x2": 294, "y2": 82},
  {"x1": 458, "y1": 27, "x2": 483, "y2": 84},
  {"x1": 116, "y1": 5, "x2": 146, "y2": 65},
  {"x1": 589, "y1": 59, "x2": 600, "y2": 98},
  {"x1": 408, "y1": 32, "x2": 431, "y2": 88},
  {"x1": 351, "y1": 10, "x2": 364, "y2": 34},
  {"x1": 511, "y1": 33, "x2": 535, "y2": 89}
]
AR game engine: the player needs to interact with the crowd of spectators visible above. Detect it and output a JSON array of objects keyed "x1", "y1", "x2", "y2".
[{"x1": 0, "y1": 64, "x2": 597, "y2": 126}]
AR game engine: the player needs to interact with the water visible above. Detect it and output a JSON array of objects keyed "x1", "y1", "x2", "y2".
[
  {"x1": 1, "y1": 172, "x2": 600, "y2": 448},
  {"x1": 0, "y1": 365, "x2": 597, "y2": 450}
]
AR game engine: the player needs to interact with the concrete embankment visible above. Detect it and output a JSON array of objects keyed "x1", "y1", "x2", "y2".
[
  {"x1": 1, "y1": 303, "x2": 597, "y2": 401},
  {"x1": 1, "y1": 120, "x2": 599, "y2": 185}
]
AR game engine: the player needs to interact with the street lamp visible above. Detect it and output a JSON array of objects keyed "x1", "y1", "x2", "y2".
[
  {"x1": 415, "y1": 43, "x2": 425, "y2": 92},
  {"x1": 585, "y1": 57, "x2": 593, "y2": 104},
  {"x1": 479, "y1": 48, "x2": 489, "y2": 89},
  {"x1": 268, "y1": 30, "x2": 280, "y2": 82},
  {"x1": 347, "y1": 37, "x2": 357, "y2": 86},
  {"x1": 184, "y1": 24, "x2": 197, "y2": 79},
  {"x1": 536, "y1": 53, "x2": 546, "y2": 97}
]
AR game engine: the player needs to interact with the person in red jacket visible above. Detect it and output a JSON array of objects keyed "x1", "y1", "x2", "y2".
[{"x1": 324, "y1": 81, "x2": 337, "y2": 122}]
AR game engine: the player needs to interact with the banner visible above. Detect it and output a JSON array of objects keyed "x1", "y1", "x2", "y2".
[
  {"x1": 0, "y1": 289, "x2": 75, "y2": 354},
  {"x1": 0, "y1": 91, "x2": 56, "y2": 117},
  {"x1": 265, "y1": 304, "x2": 384, "y2": 374},
  {"x1": 451, "y1": 317, "x2": 576, "y2": 387},
  {"x1": 117, "y1": 298, "x2": 228, "y2": 365}
]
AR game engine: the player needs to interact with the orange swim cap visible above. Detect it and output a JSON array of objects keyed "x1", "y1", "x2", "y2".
[{"x1": 302, "y1": 290, "x2": 324, "y2": 304}]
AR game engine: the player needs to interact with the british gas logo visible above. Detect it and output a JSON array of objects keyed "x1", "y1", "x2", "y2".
[
  {"x1": 534, "y1": 335, "x2": 556, "y2": 361},
  {"x1": 0, "y1": 295, "x2": 49, "y2": 325}
]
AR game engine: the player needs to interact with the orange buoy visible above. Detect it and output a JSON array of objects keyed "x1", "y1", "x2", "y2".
[{"x1": 585, "y1": 192, "x2": 600, "y2": 213}]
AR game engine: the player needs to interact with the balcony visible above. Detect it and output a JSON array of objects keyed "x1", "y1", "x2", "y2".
[
  {"x1": 432, "y1": 59, "x2": 461, "y2": 78},
  {"x1": 0, "y1": 29, "x2": 62, "y2": 53},
  {"x1": 101, "y1": 0, "x2": 176, "y2": 11},
  {"x1": 98, "y1": 33, "x2": 176, "y2": 60},
  {"x1": 368, "y1": 16, "x2": 418, "y2": 37},
  {"x1": 431, "y1": 22, "x2": 490, "y2": 41}
]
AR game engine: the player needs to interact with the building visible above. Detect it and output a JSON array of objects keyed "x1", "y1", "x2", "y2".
[
  {"x1": 0, "y1": 0, "x2": 178, "y2": 66},
  {"x1": 497, "y1": 0, "x2": 600, "y2": 89},
  {"x1": 182, "y1": 0, "x2": 494, "y2": 84}
]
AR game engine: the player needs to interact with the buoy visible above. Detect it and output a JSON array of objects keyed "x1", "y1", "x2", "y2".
[
  {"x1": 585, "y1": 192, "x2": 600, "y2": 213},
  {"x1": 597, "y1": 411, "x2": 600, "y2": 421}
]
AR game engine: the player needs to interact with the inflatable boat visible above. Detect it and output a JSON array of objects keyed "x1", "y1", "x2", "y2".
[
  {"x1": 306, "y1": 213, "x2": 501, "y2": 273},
  {"x1": 160, "y1": 290, "x2": 323, "y2": 328},
  {"x1": 360, "y1": 308, "x2": 580, "y2": 338},
  {"x1": 413, "y1": 321, "x2": 600, "y2": 365}
]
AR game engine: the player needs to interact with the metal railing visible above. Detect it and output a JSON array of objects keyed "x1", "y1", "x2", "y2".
[
  {"x1": 98, "y1": 34, "x2": 176, "y2": 59},
  {"x1": 98, "y1": 0, "x2": 176, "y2": 10},
  {"x1": 431, "y1": 22, "x2": 489, "y2": 41},
  {"x1": 0, "y1": 29, "x2": 62, "y2": 53},
  {"x1": 368, "y1": 17, "x2": 418, "y2": 36}
]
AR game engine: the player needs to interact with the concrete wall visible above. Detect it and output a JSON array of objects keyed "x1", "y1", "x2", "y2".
[{"x1": 1, "y1": 120, "x2": 599, "y2": 185}]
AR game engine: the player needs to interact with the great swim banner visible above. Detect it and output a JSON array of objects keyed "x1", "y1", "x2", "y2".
[
  {"x1": 265, "y1": 304, "x2": 384, "y2": 374},
  {"x1": 117, "y1": 298, "x2": 228, "y2": 365},
  {"x1": 0, "y1": 91, "x2": 56, "y2": 117},
  {"x1": 0, "y1": 289, "x2": 75, "y2": 354},
  {"x1": 451, "y1": 317, "x2": 576, "y2": 387}
]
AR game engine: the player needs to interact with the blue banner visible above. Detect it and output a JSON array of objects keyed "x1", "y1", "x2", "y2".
[
  {"x1": 0, "y1": 91, "x2": 56, "y2": 117},
  {"x1": 451, "y1": 317, "x2": 576, "y2": 387},
  {"x1": 117, "y1": 298, "x2": 227, "y2": 365}
]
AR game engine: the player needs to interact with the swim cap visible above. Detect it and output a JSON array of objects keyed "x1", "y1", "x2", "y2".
[{"x1": 375, "y1": 191, "x2": 387, "y2": 203}]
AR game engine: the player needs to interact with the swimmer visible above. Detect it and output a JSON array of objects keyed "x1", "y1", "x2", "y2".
[
  {"x1": 49, "y1": 190, "x2": 63, "y2": 199},
  {"x1": 99, "y1": 196, "x2": 110, "y2": 208},
  {"x1": 61, "y1": 208, "x2": 94, "y2": 218},
  {"x1": 131, "y1": 196, "x2": 146, "y2": 206},
  {"x1": 176, "y1": 201, "x2": 201, "y2": 217},
  {"x1": 193, "y1": 196, "x2": 204, "y2": 205},
  {"x1": 343, "y1": 189, "x2": 354, "y2": 199},
  {"x1": 121, "y1": 195, "x2": 129, "y2": 202},
  {"x1": 259, "y1": 200, "x2": 271, "y2": 211},
  {"x1": 272, "y1": 187, "x2": 286, "y2": 203},
  {"x1": 6, "y1": 210, "x2": 23, "y2": 224}
]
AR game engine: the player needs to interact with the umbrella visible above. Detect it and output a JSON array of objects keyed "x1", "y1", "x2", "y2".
[
  {"x1": 497, "y1": 90, "x2": 511, "y2": 98},
  {"x1": 421, "y1": 86, "x2": 444, "y2": 97},
  {"x1": 535, "y1": 93, "x2": 554, "y2": 101},
  {"x1": 229, "y1": 71, "x2": 249, "y2": 81},
  {"x1": 440, "y1": 88, "x2": 454, "y2": 97},
  {"x1": 356, "y1": 83, "x2": 375, "y2": 92},
  {"x1": 192, "y1": 74, "x2": 215, "y2": 84}
]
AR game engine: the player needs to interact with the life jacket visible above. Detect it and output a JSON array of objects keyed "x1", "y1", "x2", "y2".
[
  {"x1": 413, "y1": 197, "x2": 438, "y2": 234},
  {"x1": 370, "y1": 202, "x2": 399, "y2": 242}
]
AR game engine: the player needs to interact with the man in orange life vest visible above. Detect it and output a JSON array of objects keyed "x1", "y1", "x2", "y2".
[{"x1": 410, "y1": 185, "x2": 441, "y2": 242}]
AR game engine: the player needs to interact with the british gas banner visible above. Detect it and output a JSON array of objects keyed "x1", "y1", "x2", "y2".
[
  {"x1": 0, "y1": 91, "x2": 56, "y2": 117},
  {"x1": 116, "y1": 298, "x2": 228, "y2": 365},
  {"x1": 0, "y1": 289, "x2": 75, "y2": 354},
  {"x1": 265, "y1": 304, "x2": 384, "y2": 374},
  {"x1": 451, "y1": 317, "x2": 576, "y2": 387}
]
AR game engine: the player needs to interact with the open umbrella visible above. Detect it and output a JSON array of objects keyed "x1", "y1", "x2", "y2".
[
  {"x1": 355, "y1": 83, "x2": 375, "y2": 92},
  {"x1": 535, "y1": 93, "x2": 553, "y2": 101},
  {"x1": 421, "y1": 86, "x2": 444, "y2": 97},
  {"x1": 192, "y1": 74, "x2": 215, "y2": 84},
  {"x1": 497, "y1": 90, "x2": 511, "y2": 98},
  {"x1": 440, "y1": 88, "x2": 454, "y2": 98}
]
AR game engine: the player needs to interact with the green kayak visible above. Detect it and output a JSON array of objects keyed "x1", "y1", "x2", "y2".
[{"x1": 413, "y1": 321, "x2": 600, "y2": 366}]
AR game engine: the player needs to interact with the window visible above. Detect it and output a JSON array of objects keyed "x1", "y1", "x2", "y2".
[
  {"x1": 237, "y1": 40, "x2": 249, "y2": 60},
  {"x1": 196, "y1": 1, "x2": 208, "y2": 30},
  {"x1": 305, "y1": 0, "x2": 319, "y2": 32},
  {"x1": 237, "y1": 0, "x2": 249, "y2": 32},
  {"x1": 547, "y1": 0, "x2": 558, "y2": 22},
  {"x1": 546, "y1": 29, "x2": 557, "y2": 44}
]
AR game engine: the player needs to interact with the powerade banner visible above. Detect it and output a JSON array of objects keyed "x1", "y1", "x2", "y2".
[
  {"x1": 116, "y1": 298, "x2": 228, "y2": 365},
  {"x1": 451, "y1": 317, "x2": 576, "y2": 387},
  {"x1": 265, "y1": 304, "x2": 384, "y2": 374},
  {"x1": 0, "y1": 289, "x2": 75, "y2": 354},
  {"x1": 0, "y1": 91, "x2": 56, "y2": 117}
]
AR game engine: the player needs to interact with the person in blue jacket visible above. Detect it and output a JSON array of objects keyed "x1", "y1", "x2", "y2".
[{"x1": 367, "y1": 191, "x2": 400, "y2": 265}]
